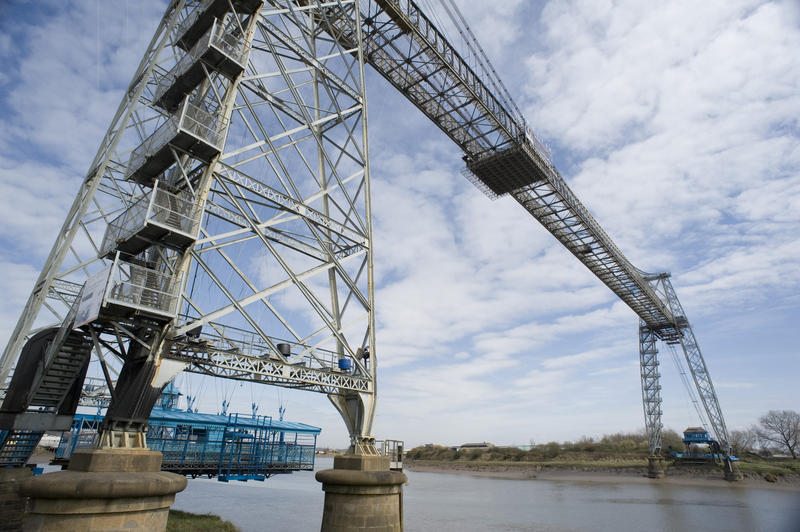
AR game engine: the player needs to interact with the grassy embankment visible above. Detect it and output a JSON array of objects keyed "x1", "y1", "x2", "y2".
[
  {"x1": 167, "y1": 510, "x2": 239, "y2": 532},
  {"x1": 405, "y1": 432, "x2": 800, "y2": 481},
  {"x1": 736, "y1": 457, "x2": 800, "y2": 478}
]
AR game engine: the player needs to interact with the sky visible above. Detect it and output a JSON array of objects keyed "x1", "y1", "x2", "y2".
[{"x1": 0, "y1": 0, "x2": 798, "y2": 450}]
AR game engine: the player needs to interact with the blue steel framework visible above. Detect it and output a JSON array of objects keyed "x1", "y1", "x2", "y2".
[{"x1": 55, "y1": 408, "x2": 319, "y2": 481}]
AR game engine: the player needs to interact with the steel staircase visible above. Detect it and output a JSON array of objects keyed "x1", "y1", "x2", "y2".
[
  {"x1": 0, "y1": 325, "x2": 92, "y2": 467},
  {"x1": 28, "y1": 333, "x2": 93, "y2": 409}
]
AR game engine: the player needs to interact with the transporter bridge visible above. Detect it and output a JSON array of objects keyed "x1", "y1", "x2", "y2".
[{"x1": 0, "y1": 0, "x2": 734, "y2": 478}]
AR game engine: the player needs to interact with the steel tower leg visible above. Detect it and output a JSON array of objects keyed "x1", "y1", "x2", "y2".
[
  {"x1": 639, "y1": 321, "x2": 663, "y2": 455},
  {"x1": 659, "y1": 278, "x2": 730, "y2": 453},
  {"x1": 303, "y1": 4, "x2": 376, "y2": 452}
]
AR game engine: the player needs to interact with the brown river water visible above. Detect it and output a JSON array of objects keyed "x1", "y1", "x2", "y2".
[{"x1": 168, "y1": 457, "x2": 800, "y2": 531}]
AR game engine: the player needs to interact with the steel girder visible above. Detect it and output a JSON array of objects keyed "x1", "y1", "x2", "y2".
[
  {"x1": 167, "y1": 348, "x2": 371, "y2": 394},
  {"x1": 356, "y1": 0, "x2": 520, "y2": 159},
  {"x1": 0, "y1": 4, "x2": 183, "y2": 385},
  {"x1": 510, "y1": 177, "x2": 675, "y2": 331}
]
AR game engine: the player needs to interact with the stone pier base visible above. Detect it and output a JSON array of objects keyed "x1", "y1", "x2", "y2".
[
  {"x1": 316, "y1": 455, "x2": 407, "y2": 532},
  {"x1": 723, "y1": 459, "x2": 743, "y2": 482},
  {"x1": 647, "y1": 455, "x2": 665, "y2": 479},
  {"x1": 20, "y1": 449, "x2": 186, "y2": 532},
  {"x1": 0, "y1": 467, "x2": 33, "y2": 531}
]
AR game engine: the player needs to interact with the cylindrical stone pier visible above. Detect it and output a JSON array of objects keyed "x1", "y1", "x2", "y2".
[
  {"x1": 20, "y1": 448, "x2": 186, "y2": 532},
  {"x1": 647, "y1": 455, "x2": 665, "y2": 479},
  {"x1": 316, "y1": 455, "x2": 407, "y2": 532}
]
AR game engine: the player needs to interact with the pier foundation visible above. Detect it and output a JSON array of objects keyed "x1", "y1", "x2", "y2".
[
  {"x1": 0, "y1": 467, "x2": 33, "y2": 531},
  {"x1": 647, "y1": 455, "x2": 665, "y2": 479},
  {"x1": 20, "y1": 448, "x2": 186, "y2": 532},
  {"x1": 723, "y1": 459, "x2": 743, "y2": 481},
  {"x1": 316, "y1": 454, "x2": 406, "y2": 532}
]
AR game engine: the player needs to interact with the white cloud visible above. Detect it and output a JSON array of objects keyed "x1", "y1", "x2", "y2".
[
  {"x1": 540, "y1": 343, "x2": 623, "y2": 370},
  {"x1": 715, "y1": 381, "x2": 756, "y2": 390},
  {"x1": 0, "y1": 262, "x2": 40, "y2": 349}
]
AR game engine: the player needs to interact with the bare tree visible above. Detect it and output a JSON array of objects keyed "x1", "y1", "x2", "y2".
[
  {"x1": 757, "y1": 410, "x2": 800, "y2": 459},
  {"x1": 729, "y1": 428, "x2": 758, "y2": 456}
]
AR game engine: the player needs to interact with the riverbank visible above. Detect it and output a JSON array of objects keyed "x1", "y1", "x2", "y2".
[
  {"x1": 167, "y1": 510, "x2": 238, "y2": 531},
  {"x1": 405, "y1": 460, "x2": 800, "y2": 491}
]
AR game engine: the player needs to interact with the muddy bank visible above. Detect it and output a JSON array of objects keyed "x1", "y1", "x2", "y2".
[{"x1": 405, "y1": 460, "x2": 800, "y2": 491}]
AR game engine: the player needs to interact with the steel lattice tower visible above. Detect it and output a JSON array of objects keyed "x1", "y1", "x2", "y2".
[{"x1": 1, "y1": 0, "x2": 378, "y2": 453}]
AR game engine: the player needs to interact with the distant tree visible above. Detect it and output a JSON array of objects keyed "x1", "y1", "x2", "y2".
[
  {"x1": 756, "y1": 410, "x2": 800, "y2": 459},
  {"x1": 661, "y1": 429, "x2": 684, "y2": 451},
  {"x1": 541, "y1": 441, "x2": 561, "y2": 459},
  {"x1": 729, "y1": 428, "x2": 758, "y2": 456}
]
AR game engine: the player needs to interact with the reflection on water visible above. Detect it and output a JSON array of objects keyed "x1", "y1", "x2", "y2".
[{"x1": 171, "y1": 458, "x2": 800, "y2": 531}]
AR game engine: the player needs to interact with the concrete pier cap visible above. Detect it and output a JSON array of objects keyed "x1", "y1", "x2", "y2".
[
  {"x1": 316, "y1": 454, "x2": 407, "y2": 532},
  {"x1": 20, "y1": 448, "x2": 186, "y2": 532}
]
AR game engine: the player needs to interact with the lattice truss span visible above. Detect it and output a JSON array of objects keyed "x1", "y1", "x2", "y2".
[
  {"x1": 1, "y1": 0, "x2": 377, "y2": 445},
  {"x1": 350, "y1": 0, "x2": 731, "y2": 454}
]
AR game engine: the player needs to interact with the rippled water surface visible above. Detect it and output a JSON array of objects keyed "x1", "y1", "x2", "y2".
[{"x1": 171, "y1": 458, "x2": 800, "y2": 531}]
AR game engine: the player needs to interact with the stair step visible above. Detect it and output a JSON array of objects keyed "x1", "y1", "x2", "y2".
[
  {"x1": 32, "y1": 392, "x2": 67, "y2": 400},
  {"x1": 32, "y1": 395, "x2": 69, "y2": 402},
  {"x1": 31, "y1": 387, "x2": 64, "y2": 394},
  {"x1": 32, "y1": 389, "x2": 65, "y2": 396},
  {"x1": 37, "y1": 380, "x2": 73, "y2": 387},
  {"x1": 38, "y1": 380, "x2": 78, "y2": 388},
  {"x1": 41, "y1": 374, "x2": 79, "y2": 382},
  {"x1": 42, "y1": 372, "x2": 79, "y2": 380},
  {"x1": 9, "y1": 331, "x2": 93, "y2": 454}
]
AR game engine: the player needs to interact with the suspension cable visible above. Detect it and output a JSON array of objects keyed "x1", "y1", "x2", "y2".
[
  {"x1": 667, "y1": 342, "x2": 709, "y2": 430},
  {"x1": 440, "y1": 0, "x2": 525, "y2": 126}
]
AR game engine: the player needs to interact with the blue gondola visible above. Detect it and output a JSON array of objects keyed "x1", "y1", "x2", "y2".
[{"x1": 53, "y1": 387, "x2": 320, "y2": 481}]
